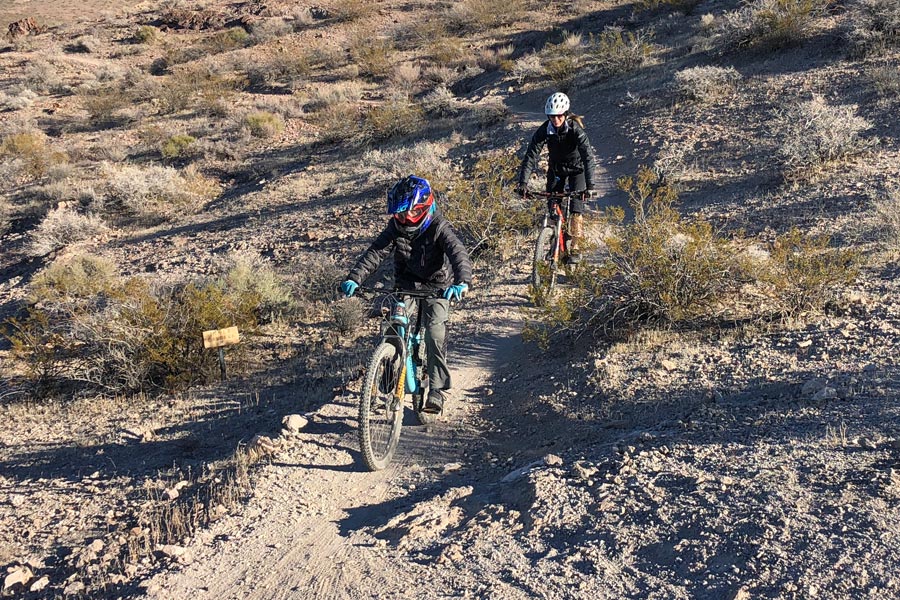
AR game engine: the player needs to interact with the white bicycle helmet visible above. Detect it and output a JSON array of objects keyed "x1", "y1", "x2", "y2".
[{"x1": 544, "y1": 92, "x2": 570, "y2": 116}]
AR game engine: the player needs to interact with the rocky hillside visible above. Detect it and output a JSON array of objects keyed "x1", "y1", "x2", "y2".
[{"x1": 1, "y1": 0, "x2": 899, "y2": 598}]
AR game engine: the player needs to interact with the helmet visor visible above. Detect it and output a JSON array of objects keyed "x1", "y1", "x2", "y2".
[{"x1": 394, "y1": 202, "x2": 430, "y2": 225}]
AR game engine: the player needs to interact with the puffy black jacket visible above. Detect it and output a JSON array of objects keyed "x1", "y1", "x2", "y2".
[
  {"x1": 518, "y1": 118, "x2": 597, "y2": 189},
  {"x1": 347, "y1": 208, "x2": 472, "y2": 291}
]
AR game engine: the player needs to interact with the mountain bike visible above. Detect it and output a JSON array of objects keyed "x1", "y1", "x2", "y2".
[
  {"x1": 528, "y1": 190, "x2": 583, "y2": 299},
  {"x1": 354, "y1": 286, "x2": 441, "y2": 471}
]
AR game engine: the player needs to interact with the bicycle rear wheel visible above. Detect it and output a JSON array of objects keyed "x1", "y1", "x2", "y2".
[
  {"x1": 531, "y1": 226, "x2": 558, "y2": 303},
  {"x1": 359, "y1": 342, "x2": 404, "y2": 471}
]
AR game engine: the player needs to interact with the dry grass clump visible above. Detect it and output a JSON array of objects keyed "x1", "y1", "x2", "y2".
[
  {"x1": 478, "y1": 44, "x2": 515, "y2": 70},
  {"x1": 29, "y1": 206, "x2": 108, "y2": 256},
  {"x1": 362, "y1": 141, "x2": 455, "y2": 181},
  {"x1": 24, "y1": 59, "x2": 65, "y2": 94},
  {"x1": 445, "y1": 0, "x2": 528, "y2": 32},
  {"x1": 331, "y1": 298, "x2": 365, "y2": 334},
  {"x1": 638, "y1": 0, "x2": 703, "y2": 15},
  {"x1": 0, "y1": 130, "x2": 68, "y2": 180},
  {"x1": 204, "y1": 27, "x2": 251, "y2": 54},
  {"x1": 331, "y1": 0, "x2": 378, "y2": 22},
  {"x1": 220, "y1": 251, "x2": 295, "y2": 322},
  {"x1": 542, "y1": 32, "x2": 589, "y2": 90},
  {"x1": 715, "y1": 0, "x2": 830, "y2": 52},
  {"x1": 427, "y1": 37, "x2": 470, "y2": 68},
  {"x1": 101, "y1": 162, "x2": 219, "y2": 220},
  {"x1": 305, "y1": 81, "x2": 364, "y2": 112},
  {"x1": 243, "y1": 111, "x2": 285, "y2": 138},
  {"x1": 421, "y1": 86, "x2": 459, "y2": 116},
  {"x1": 390, "y1": 63, "x2": 421, "y2": 97},
  {"x1": 0, "y1": 88, "x2": 39, "y2": 111},
  {"x1": 510, "y1": 53, "x2": 544, "y2": 83},
  {"x1": 589, "y1": 27, "x2": 654, "y2": 79},
  {"x1": 80, "y1": 84, "x2": 135, "y2": 124},
  {"x1": 349, "y1": 32, "x2": 395, "y2": 79},
  {"x1": 848, "y1": 0, "x2": 900, "y2": 57},
  {"x1": 869, "y1": 64, "x2": 900, "y2": 97},
  {"x1": 673, "y1": 65, "x2": 742, "y2": 102},
  {"x1": 363, "y1": 101, "x2": 425, "y2": 142},
  {"x1": 249, "y1": 18, "x2": 294, "y2": 43},
  {"x1": 247, "y1": 53, "x2": 311, "y2": 91},
  {"x1": 134, "y1": 25, "x2": 160, "y2": 43},
  {"x1": 775, "y1": 95, "x2": 877, "y2": 177}
]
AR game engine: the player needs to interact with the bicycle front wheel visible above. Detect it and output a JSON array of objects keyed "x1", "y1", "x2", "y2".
[
  {"x1": 359, "y1": 342, "x2": 404, "y2": 471},
  {"x1": 532, "y1": 226, "x2": 558, "y2": 302}
]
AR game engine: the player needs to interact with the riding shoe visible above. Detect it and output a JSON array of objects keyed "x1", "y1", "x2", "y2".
[{"x1": 423, "y1": 390, "x2": 445, "y2": 414}]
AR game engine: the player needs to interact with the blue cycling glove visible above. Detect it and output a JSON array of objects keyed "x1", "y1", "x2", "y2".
[
  {"x1": 443, "y1": 283, "x2": 468, "y2": 302},
  {"x1": 340, "y1": 280, "x2": 358, "y2": 298}
]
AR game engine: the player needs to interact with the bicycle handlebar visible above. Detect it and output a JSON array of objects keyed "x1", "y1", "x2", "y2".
[{"x1": 356, "y1": 285, "x2": 443, "y2": 299}]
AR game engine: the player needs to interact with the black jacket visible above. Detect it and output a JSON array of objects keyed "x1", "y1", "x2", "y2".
[
  {"x1": 518, "y1": 118, "x2": 597, "y2": 189},
  {"x1": 347, "y1": 209, "x2": 472, "y2": 291}
]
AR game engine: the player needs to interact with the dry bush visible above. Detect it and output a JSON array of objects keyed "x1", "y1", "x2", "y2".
[
  {"x1": 589, "y1": 27, "x2": 653, "y2": 79},
  {"x1": 349, "y1": 32, "x2": 395, "y2": 79},
  {"x1": 80, "y1": 85, "x2": 135, "y2": 124},
  {"x1": 870, "y1": 64, "x2": 900, "y2": 97},
  {"x1": 243, "y1": 111, "x2": 285, "y2": 138},
  {"x1": 363, "y1": 101, "x2": 425, "y2": 142},
  {"x1": 332, "y1": 0, "x2": 377, "y2": 22},
  {"x1": 440, "y1": 152, "x2": 536, "y2": 258},
  {"x1": 848, "y1": 0, "x2": 900, "y2": 57},
  {"x1": 247, "y1": 53, "x2": 311, "y2": 90},
  {"x1": 421, "y1": 86, "x2": 459, "y2": 116},
  {"x1": 0, "y1": 197, "x2": 12, "y2": 235},
  {"x1": 0, "y1": 130, "x2": 67, "y2": 180},
  {"x1": 871, "y1": 186, "x2": 900, "y2": 250},
  {"x1": 29, "y1": 207, "x2": 107, "y2": 257},
  {"x1": 0, "y1": 88, "x2": 39, "y2": 111},
  {"x1": 428, "y1": 37, "x2": 470, "y2": 68},
  {"x1": 314, "y1": 102, "x2": 363, "y2": 144},
  {"x1": 24, "y1": 59, "x2": 64, "y2": 94},
  {"x1": 390, "y1": 63, "x2": 421, "y2": 97},
  {"x1": 160, "y1": 134, "x2": 197, "y2": 159},
  {"x1": 445, "y1": 0, "x2": 528, "y2": 32},
  {"x1": 220, "y1": 251, "x2": 294, "y2": 322},
  {"x1": 473, "y1": 99, "x2": 510, "y2": 128},
  {"x1": 331, "y1": 298, "x2": 365, "y2": 334},
  {"x1": 653, "y1": 139, "x2": 693, "y2": 185},
  {"x1": 249, "y1": 18, "x2": 293, "y2": 43},
  {"x1": 638, "y1": 0, "x2": 703, "y2": 15},
  {"x1": 305, "y1": 81, "x2": 364, "y2": 112},
  {"x1": 134, "y1": 25, "x2": 160, "y2": 43},
  {"x1": 153, "y1": 70, "x2": 201, "y2": 114},
  {"x1": 101, "y1": 162, "x2": 219, "y2": 220},
  {"x1": 510, "y1": 53, "x2": 544, "y2": 83},
  {"x1": 478, "y1": 44, "x2": 514, "y2": 70},
  {"x1": 291, "y1": 256, "x2": 343, "y2": 308},
  {"x1": 362, "y1": 141, "x2": 455, "y2": 181},
  {"x1": 542, "y1": 33, "x2": 589, "y2": 90},
  {"x1": 775, "y1": 95, "x2": 876, "y2": 176},
  {"x1": 204, "y1": 27, "x2": 251, "y2": 54},
  {"x1": 761, "y1": 228, "x2": 858, "y2": 319},
  {"x1": 422, "y1": 64, "x2": 458, "y2": 86},
  {"x1": 715, "y1": 0, "x2": 829, "y2": 52},
  {"x1": 674, "y1": 65, "x2": 742, "y2": 102}
]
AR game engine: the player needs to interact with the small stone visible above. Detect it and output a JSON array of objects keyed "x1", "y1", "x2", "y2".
[
  {"x1": 442, "y1": 462, "x2": 463, "y2": 473},
  {"x1": 660, "y1": 359, "x2": 677, "y2": 372},
  {"x1": 797, "y1": 339, "x2": 813, "y2": 348},
  {"x1": 543, "y1": 454, "x2": 564, "y2": 467},
  {"x1": 156, "y1": 544, "x2": 185, "y2": 558},
  {"x1": 811, "y1": 387, "x2": 837, "y2": 402},
  {"x1": 3, "y1": 566, "x2": 32, "y2": 590},
  {"x1": 29, "y1": 576, "x2": 49, "y2": 592},
  {"x1": 88, "y1": 539, "x2": 104, "y2": 553},
  {"x1": 164, "y1": 488, "x2": 180, "y2": 501},
  {"x1": 282, "y1": 414, "x2": 308, "y2": 433}
]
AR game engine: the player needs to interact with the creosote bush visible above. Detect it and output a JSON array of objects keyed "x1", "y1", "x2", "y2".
[
  {"x1": 775, "y1": 95, "x2": 876, "y2": 177},
  {"x1": 674, "y1": 65, "x2": 742, "y2": 103},
  {"x1": 0, "y1": 130, "x2": 68, "y2": 180},
  {"x1": 440, "y1": 152, "x2": 537, "y2": 259},
  {"x1": 446, "y1": 0, "x2": 528, "y2": 32},
  {"x1": 589, "y1": 27, "x2": 653, "y2": 79},
  {"x1": 161, "y1": 134, "x2": 197, "y2": 159},
  {"x1": 716, "y1": 0, "x2": 829, "y2": 52},
  {"x1": 244, "y1": 111, "x2": 285, "y2": 138},
  {"x1": 526, "y1": 167, "x2": 858, "y2": 340},
  {"x1": 3, "y1": 255, "x2": 280, "y2": 395},
  {"x1": 349, "y1": 33, "x2": 395, "y2": 79},
  {"x1": 363, "y1": 101, "x2": 425, "y2": 142}
]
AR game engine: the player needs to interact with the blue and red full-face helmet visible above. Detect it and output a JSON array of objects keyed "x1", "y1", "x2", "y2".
[{"x1": 387, "y1": 175, "x2": 435, "y2": 233}]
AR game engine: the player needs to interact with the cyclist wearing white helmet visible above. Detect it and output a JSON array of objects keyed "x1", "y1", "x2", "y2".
[{"x1": 517, "y1": 91, "x2": 597, "y2": 262}]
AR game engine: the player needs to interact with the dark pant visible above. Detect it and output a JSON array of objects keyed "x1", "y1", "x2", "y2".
[
  {"x1": 546, "y1": 171, "x2": 585, "y2": 213},
  {"x1": 423, "y1": 298, "x2": 451, "y2": 391}
]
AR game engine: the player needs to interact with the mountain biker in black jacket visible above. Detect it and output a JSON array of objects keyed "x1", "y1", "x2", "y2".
[
  {"x1": 340, "y1": 175, "x2": 472, "y2": 415},
  {"x1": 517, "y1": 91, "x2": 598, "y2": 262}
]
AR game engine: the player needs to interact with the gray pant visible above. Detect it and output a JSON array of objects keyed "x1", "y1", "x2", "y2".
[{"x1": 423, "y1": 298, "x2": 451, "y2": 391}]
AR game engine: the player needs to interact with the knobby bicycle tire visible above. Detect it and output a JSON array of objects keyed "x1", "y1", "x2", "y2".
[
  {"x1": 359, "y1": 342, "x2": 404, "y2": 471},
  {"x1": 532, "y1": 226, "x2": 559, "y2": 301}
]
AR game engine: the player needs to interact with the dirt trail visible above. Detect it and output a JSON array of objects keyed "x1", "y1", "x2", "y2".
[{"x1": 141, "y1": 283, "x2": 526, "y2": 600}]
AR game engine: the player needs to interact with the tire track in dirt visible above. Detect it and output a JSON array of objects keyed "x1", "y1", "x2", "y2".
[{"x1": 141, "y1": 288, "x2": 525, "y2": 600}]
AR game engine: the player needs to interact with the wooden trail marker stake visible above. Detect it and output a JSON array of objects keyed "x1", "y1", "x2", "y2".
[{"x1": 202, "y1": 326, "x2": 240, "y2": 380}]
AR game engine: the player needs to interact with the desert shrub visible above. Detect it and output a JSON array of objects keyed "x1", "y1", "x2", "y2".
[
  {"x1": 363, "y1": 101, "x2": 425, "y2": 142},
  {"x1": 0, "y1": 130, "x2": 67, "y2": 180},
  {"x1": 421, "y1": 86, "x2": 459, "y2": 116},
  {"x1": 247, "y1": 53, "x2": 311, "y2": 90},
  {"x1": 160, "y1": 134, "x2": 197, "y2": 159},
  {"x1": 390, "y1": 63, "x2": 421, "y2": 97},
  {"x1": 349, "y1": 33, "x2": 395, "y2": 78},
  {"x1": 331, "y1": 298, "x2": 365, "y2": 334},
  {"x1": 478, "y1": 44, "x2": 514, "y2": 70},
  {"x1": 292, "y1": 256, "x2": 343, "y2": 307},
  {"x1": 761, "y1": 228, "x2": 858, "y2": 319},
  {"x1": 589, "y1": 27, "x2": 653, "y2": 79},
  {"x1": 870, "y1": 64, "x2": 900, "y2": 97},
  {"x1": 775, "y1": 95, "x2": 876, "y2": 176},
  {"x1": 653, "y1": 139, "x2": 693, "y2": 185},
  {"x1": 674, "y1": 65, "x2": 742, "y2": 102},
  {"x1": 24, "y1": 59, "x2": 64, "y2": 94},
  {"x1": 221, "y1": 252, "x2": 294, "y2": 322},
  {"x1": 102, "y1": 162, "x2": 219, "y2": 219},
  {"x1": 473, "y1": 99, "x2": 510, "y2": 128},
  {"x1": 205, "y1": 27, "x2": 251, "y2": 54},
  {"x1": 362, "y1": 141, "x2": 455, "y2": 181},
  {"x1": 80, "y1": 84, "x2": 135, "y2": 124},
  {"x1": 154, "y1": 70, "x2": 199, "y2": 114},
  {"x1": 510, "y1": 53, "x2": 544, "y2": 83},
  {"x1": 871, "y1": 186, "x2": 900, "y2": 250},
  {"x1": 243, "y1": 111, "x2": 285, "y2": 138},
  {"x1": 440, "y1": 152, "x2": 536, "y2": 258},
  {"x1": 29, "y1": 207, "x2": 108, "y2": 256},
  {"x1": 305, "y1": 81, "x2": 364, "y2": 112},
  {"x1": 848, "y1": 0, "x2": 900, "y2": 57},
  {"x1": 134, "y1": 25, "x2": 160, "y2": 43},
  {"x1": 331, "y1": 0, "x2": 377, "y2": 22},
  {"x1": 428, "y1": 37, "x2": 469, "y2": 68},
  {"x1": 249, "y1": 18, "x2": 293, "y2": 43},
  {"x1": 716, "y1": 0, "x2": 829, "y2": 52},
  {"x1": 29, "y1": 254, "x2": 119, "y2": 303},
  {"x1": 1, "y1": 88, "x2": 39, "y2": 111},
  {"x1": 541, "y1": 33, "x2": 588, "y2": 90},
  {"x1": 446, "y1": 0, "x2": 528, "y2": 32}
]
